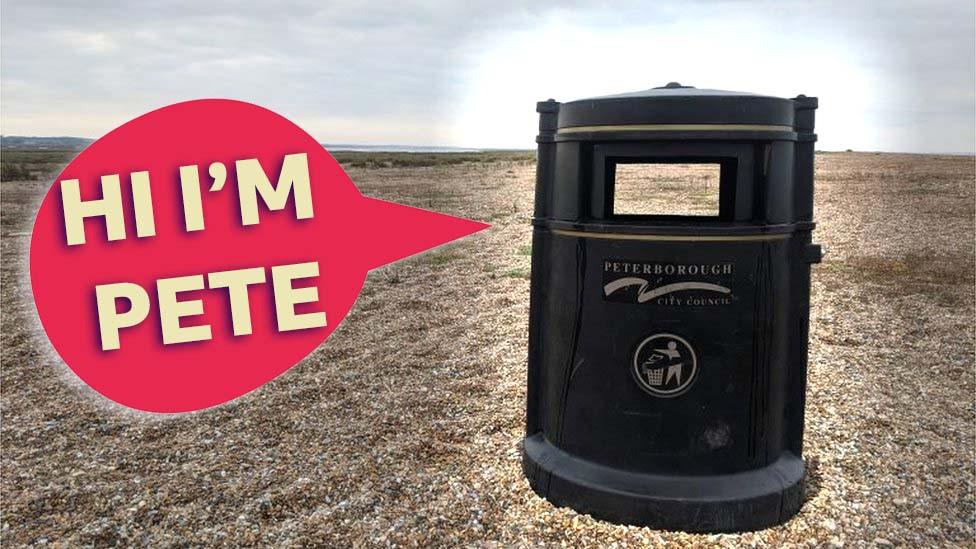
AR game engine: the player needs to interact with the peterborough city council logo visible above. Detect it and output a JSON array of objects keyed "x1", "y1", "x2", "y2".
[
  {"x1": 602, "y1": 259, "x2": 734, "y2": 307},
  {"x1": 632, "y1": 333, "x2": 698, "y2": 397}
]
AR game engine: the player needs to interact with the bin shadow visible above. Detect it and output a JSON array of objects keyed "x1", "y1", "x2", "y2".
[{"x1": 803, "y1": 456, "x2": 822, "y2": 503}]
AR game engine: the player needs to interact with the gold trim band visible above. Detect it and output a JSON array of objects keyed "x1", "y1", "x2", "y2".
[
  {"x1": 550, "y1": 228, "x2": 791, "y2": 242},
  {"x1": 557, "y1": 124, "x2": 795, "y2": 134}
]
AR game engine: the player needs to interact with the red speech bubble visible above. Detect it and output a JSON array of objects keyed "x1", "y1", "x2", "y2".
[{"x1": 29, "y1": 99, "x2": 488, "y2": 413}]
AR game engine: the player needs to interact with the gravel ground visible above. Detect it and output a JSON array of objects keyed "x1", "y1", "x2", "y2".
[{"x1": 1, "y1": 152, "x2": 974, "y2": 546}]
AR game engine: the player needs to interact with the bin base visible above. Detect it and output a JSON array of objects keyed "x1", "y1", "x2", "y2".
[{"x1": 521, "y1": 433, "x2": 805, "y2": 533}]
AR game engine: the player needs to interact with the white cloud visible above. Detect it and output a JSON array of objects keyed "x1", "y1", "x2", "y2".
[
  {"x1": 1, "y1": 1, "x2": 973, "y2": 152},
  {"x1": 52, "y1": 30, "x2": 119, "y2": 54}
]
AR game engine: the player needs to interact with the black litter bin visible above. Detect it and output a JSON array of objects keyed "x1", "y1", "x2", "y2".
[{"x1": 522, "y1": 83, "x2": 821, "y2": 533}]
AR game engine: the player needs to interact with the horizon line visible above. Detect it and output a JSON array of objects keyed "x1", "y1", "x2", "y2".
[{"x1": 0, "y1": 135, "x2": 973, "y2": 156}]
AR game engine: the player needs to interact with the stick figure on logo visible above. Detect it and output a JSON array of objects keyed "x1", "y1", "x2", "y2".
[
  {"x1": 633, "y1": 333, "x2": 698, "y2": 397},
  {"x1": 640, "y1": 341, "x2": 684, "y2": 387}
]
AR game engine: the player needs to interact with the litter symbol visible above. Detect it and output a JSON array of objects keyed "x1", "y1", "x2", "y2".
[{"x1": 632, "y1": 334, "x2": 698, "y2": 397}]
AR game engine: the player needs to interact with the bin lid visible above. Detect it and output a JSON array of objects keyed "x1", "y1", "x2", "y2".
[{"x1": 556, "y1": 82, "x2": 797, "y2": 130}]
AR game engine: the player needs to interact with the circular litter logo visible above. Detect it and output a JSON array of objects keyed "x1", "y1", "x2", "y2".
[{"x1": 632, "y1": 333, "x2": 698, "y2": 398}]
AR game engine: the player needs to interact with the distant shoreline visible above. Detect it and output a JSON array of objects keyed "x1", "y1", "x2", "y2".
[
  {"x1": 0, "y1": 136, "x2": 972, "y2": 156},
  {"x1": 0, "y1": 136, "x2": 532, "y2": 154}
]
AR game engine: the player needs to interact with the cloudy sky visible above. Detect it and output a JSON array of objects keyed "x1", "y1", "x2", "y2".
[{"x1": 2, "y1": 1, "x2": 974, "y2": 153}]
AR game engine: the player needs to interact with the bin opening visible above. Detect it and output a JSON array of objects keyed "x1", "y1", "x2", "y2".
[{"x1": 609, "y1": 159, "x2": 736, "y2": 220}]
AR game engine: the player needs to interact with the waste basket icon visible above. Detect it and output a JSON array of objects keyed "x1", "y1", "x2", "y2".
[{"x1": 522, "y1": 83, "x2": 821, "y2": 532}]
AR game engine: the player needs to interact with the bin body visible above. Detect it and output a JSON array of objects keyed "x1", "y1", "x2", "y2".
[{"x1": 523, "y1": 84, "x2": 820, "y2": 532}]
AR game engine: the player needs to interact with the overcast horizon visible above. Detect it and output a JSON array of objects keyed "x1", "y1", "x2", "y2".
[{"x1": 2, "y1": 1, "x2": 974, "y2": 154}]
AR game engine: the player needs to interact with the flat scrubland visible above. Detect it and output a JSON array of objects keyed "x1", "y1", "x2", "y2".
[{"x1": 1, "y1": 150, "x2": 973, "y2": 546}]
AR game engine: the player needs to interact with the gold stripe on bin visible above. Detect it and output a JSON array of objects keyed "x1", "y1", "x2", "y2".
[
  {"x1": 550, "y1": 228, "x2": 791, "y2": 242},
  {"x1": 556, "y1": 123, "x2": 795, "y2": 134}
]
